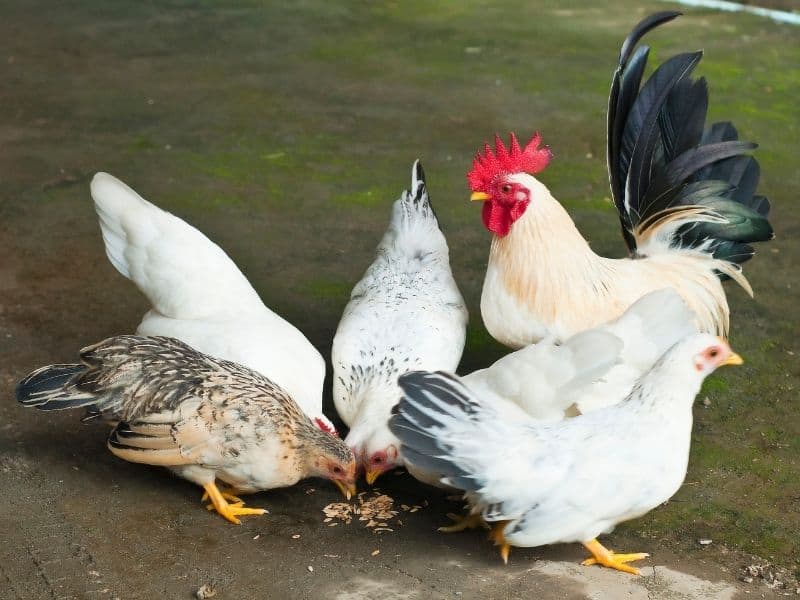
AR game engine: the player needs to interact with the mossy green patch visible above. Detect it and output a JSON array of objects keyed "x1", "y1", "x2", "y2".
[{"x1": 303, "y1": 279, "x2": 352, "y2": 302}]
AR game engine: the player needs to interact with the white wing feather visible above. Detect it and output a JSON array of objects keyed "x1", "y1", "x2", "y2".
[
  {"x1": 463, "y1": 288, "x2": 696, "y2": 419},
  {"x1": 90, "y1": 173, "x2": 327, "y2": 424}
]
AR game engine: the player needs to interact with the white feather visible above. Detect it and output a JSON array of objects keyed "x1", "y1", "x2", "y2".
[
  {"x1": 90, "y1": 172, "x2": 329, "y2": 428},
  {"x1": 465, "y1": 288, "x2": 698, "y2": 420}
]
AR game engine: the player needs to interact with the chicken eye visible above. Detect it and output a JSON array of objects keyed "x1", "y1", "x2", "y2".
[
  {"x1": 373, "y1": 456, "x2": 383, "y2": 464},
  {"x1": 501, "y1": 183, "x2": 512, "y2": 193},
  {"x1": 709, "y1": 348, "x2": 719, "y2": 358},
  {"x1": 332, "y1": 466, "x2": 342, "y2": 474}
]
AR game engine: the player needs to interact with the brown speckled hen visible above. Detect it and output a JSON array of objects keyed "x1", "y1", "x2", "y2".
[{"x1": 17, "y1": 335, "x2": 357, "y2": 524}]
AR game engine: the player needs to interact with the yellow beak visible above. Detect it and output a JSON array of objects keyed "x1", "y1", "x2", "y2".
[
  {"x1": 721, "y1": 352, "x2": 743, "y2": 366},
  {"x1": 365, "y1": 468, "x2": 383, "y2": 486},
  {"x1": 470, "y1": 191, "x2": 490, "y2": 202},
  {"x1": 333, "y1": 480, "x2": 356, "y2": 501}
]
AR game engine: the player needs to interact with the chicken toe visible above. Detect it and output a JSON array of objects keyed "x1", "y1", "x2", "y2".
[
  {"x1": 437, "y1": 512, "x2": 489, "y2": 533},
  {"x1": 202, "y1": 482, "x2": 267, "y2": 525},
  {"x1": 581, "y1": 539, "x2": 649, "y2": 575}
]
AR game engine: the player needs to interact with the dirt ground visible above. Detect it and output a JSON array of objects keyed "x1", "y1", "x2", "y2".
[{"x1": 1, "y1": 1, "x2": 798, "y2": 599}]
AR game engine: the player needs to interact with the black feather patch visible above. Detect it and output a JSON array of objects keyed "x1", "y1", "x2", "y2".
[
  {"x1": 16, "y1": 364, "x2": 82, "y2": 403},
  {"x1": 389, "y1": 371, "x2": 484, "y2": 492},
  {"x1": 605, "y1": 12, "x2": 772, "y2": 266}
]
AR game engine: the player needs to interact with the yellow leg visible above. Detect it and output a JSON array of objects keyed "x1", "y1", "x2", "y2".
[
  {"x1": 202, "y1": 482, "x2": 267, "y2": 525},
  {"x1": 437, "y1": 512, "x2": 490, "y2": 533},
  {"x1": 488, "y1": 521, "x2": 511, "y2": 564},
  {"x1": 581, "y1": 539, "x2": 650, "y2": 575},
  {"x1": 201, "y1": 486, "x2": 246, "y2": 510}
]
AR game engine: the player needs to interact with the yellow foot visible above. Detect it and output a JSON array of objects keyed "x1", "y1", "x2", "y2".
[
  {"x1": 489, "y1": 521, "x2": 512, "y2": 564},
  {"x1": 438, "y1": 512, "x2": 489, "y2": 533},
  {"x1": 581, "y1": 539, "x2": 650, "y2": 575},
  {"x1": 202, "y1": 482, "x2": 267, "y2": 525}
]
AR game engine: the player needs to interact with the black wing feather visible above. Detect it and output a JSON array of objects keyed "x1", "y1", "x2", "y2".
[{"x1": 389, "y1": 371, "x2": 484, "y2": 493}]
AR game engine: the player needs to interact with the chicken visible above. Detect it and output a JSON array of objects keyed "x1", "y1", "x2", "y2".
[
  {"x1": 463, "y1": 287, "x2": 698, "y2": 420},
  {"x1": 332, "y1": 160, "x2": 468, "y2": 484},
  {"x1": 16, "y1": 335, "x2": 357, "y2": 524},
  {"x1": 90, "y1": 173, "x2": 335, "y2": 434},
  {"x1": 469, "y1": 12, "x2": 773, "y2": 348},
  {"x1": 389, "y1": 333, "x2": 743, "y2": 573},
  {"x1": 428, "y1": 288, "x2": 694, "y2": 529}
]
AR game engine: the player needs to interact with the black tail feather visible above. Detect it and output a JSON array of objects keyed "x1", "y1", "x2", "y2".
[
  {"x1": 16, "y1": 364, "x2": 86, "y2": 409},
  {"x1": 607, "y1": 13, "x2": 773, "y2": 266}
]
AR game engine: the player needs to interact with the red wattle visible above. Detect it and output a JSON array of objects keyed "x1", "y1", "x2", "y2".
[{"x1": 482, "y1": 199, "x2": 528, "y2": 237}]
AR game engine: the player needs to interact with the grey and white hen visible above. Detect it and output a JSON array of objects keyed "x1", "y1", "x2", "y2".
[
  {"x1": 390, "y1": 333, "x2": 742, "y2": 574},
  {"x1": 332, "y1": 160, "x2": 468, "y2": 484}
]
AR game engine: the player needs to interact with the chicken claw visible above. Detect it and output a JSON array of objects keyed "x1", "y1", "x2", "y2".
[
  {"x1": 202, "y1": 482, "x2": 267, "y2": 525},
  {"x1": 437, "y1": 512, "x2": 489, "y2": 533},
  {"x1": 581, "y1": 539, "x2": 649, "y2": 575}
]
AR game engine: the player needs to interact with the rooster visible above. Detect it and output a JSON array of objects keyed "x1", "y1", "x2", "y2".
[
  {"x1": 332, "y1": 161, "x2": 468, "y2": 484},
  {"x1": 468, "y1": 12, "x2": 773, "y2": 348}
]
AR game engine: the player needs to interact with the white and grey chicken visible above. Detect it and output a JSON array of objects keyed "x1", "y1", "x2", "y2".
[
  {"x1": 17, "y1": 335, "x2": 357, "y2": 524},
  {"x1": 411, "y1": 288, "x2": 694, "y2": 504},
  {"x1": 463, "y1": 287, "x2": 698, "y2": 421},
  {"x1": 90, "y1": 173, "x2": 335, "y2": 435},
  {"x1": 389, "y1": 333, "x2": 742, "y2": 574},
  {"x1": 332, "y1": 161, "x2": 468, "y2": 484}
]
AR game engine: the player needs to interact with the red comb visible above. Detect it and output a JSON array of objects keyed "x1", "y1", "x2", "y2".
[
  {"x1": 467, "y1": 132, "x2": 552, "y2": 191},
  {"x1": 314, "y1": 417, "x2": 339, "y2": 437}
]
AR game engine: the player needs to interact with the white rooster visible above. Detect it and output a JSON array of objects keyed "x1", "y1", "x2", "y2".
[
  {"x1": 332, "y1": 161, "x2": 468, "y2": 484},
  {"x1": 469, "y1": 12, "x2": 773, "y2": 348},
  {"x1": 90, "y1": 173, "x2": 336, "y2": 434}
]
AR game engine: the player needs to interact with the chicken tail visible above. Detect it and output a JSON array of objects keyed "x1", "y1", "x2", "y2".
[
  {"x1": 16, "y1": 363, "x2": 100, "y2": 414},
  {"x1": 607, "y1": 12, "x2": 773, "y2": 289},
  {"x1": 16, "y1": 335, "x2": 207, "y2": 423},
  {"x1": 398, "y1": 159, "x2": 438, "y2": 224},
  {"x1": 378, "y1": 160, "x2": 447, "y2": 258}
]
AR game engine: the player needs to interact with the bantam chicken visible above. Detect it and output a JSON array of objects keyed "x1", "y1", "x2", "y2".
[
  {"x1": 424, "y1": 288, "x2": 694, "y2": 528},
  {"x1": 463, "y1": 287, "x2": 697, "y2": 420},
  {"x1": 469, "y1": 12, "x2": 773, "y2": 348},
  {"x1": 332, "y1": 161, "x2": 468, "y2": 484},
  {"x1": 389, "y1": 333, "x2": 743, "y2": 574},
  {"x1": 16, "y1": 335, "x2": 357, "y2": 524},
  {"x1": 90, "y1": 173, "x2": 336, "y2": 435}
]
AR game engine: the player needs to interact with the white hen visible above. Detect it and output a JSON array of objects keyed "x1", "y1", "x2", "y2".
[
  {"x1": 90, "y1": 173, "x2": 335, "y2": 434},
  {"x1": 390, "y1": 334, "x2": 742, "y2": 574},
  {"x1": 463, "y1": 288, "x2": 698, "y2": 421},
  {"x1": 332, "y1": 161, "x2": 468, "y2": 484}
]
